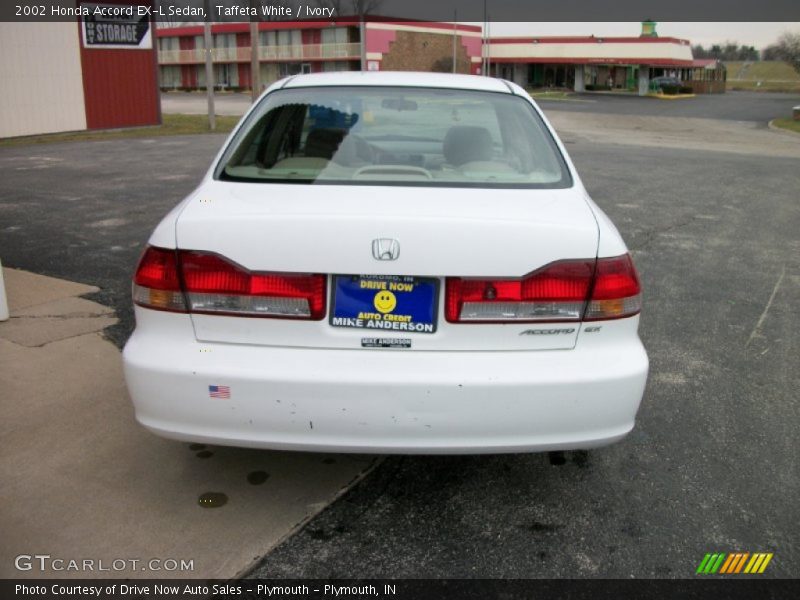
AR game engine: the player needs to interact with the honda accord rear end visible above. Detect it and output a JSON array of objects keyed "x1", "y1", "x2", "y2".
[{"x1": 122, "y1": 72, "x2": 648, "y2": 454}]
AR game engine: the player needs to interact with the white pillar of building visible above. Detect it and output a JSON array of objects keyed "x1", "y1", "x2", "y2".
[
  {"x1": 574, "y1": 65, "x2": 585, "y2": 92},
  {"x1": 518, "y1": 65, "x2": 528, "y2": 87},
  {"x1": 638, "y1": 66, "x2": 650, "y2": 96},
  {"x1": 0, "y1": 258, "x2": 8, "y2": 322}
]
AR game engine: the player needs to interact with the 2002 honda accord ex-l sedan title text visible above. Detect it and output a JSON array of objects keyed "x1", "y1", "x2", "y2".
[{"x1": 122, "y1": 72, "x2": 649, "y2": 454}]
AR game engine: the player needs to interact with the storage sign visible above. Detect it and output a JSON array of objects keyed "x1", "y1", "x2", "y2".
[{"x1": 81, "y1": 3, "x2": 152, "y2": 50}]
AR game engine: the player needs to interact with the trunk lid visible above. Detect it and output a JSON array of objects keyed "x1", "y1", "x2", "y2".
[{"x1": 175, "y1": 182, "x2": 598, "y2": 351}]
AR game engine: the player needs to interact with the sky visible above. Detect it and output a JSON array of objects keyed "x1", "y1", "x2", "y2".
[{"x1": 484, "y1": 22, "x2": 800, "y2": 49}]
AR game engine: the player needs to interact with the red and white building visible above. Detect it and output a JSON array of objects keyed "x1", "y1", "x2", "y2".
[
  {"x1": 487, "y1": 22, "x2": 725, "y2": 95},
  {"x1": 156, "y1": 20, "x2": 723, "y2": 96},
  {"x1": 155, "y1": 20, "x2": 483, "y2": 90}
]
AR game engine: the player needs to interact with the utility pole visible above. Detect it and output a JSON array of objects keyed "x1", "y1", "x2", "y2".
[
  {"x1": 452, "y1": 10, "x2": 457, "y2": 73},
  {"x1": 203, "y1": 0, "x2": 215, "y2": 130},
  {"x1": 250, "y1": 0, "x2": 260, "y2": 102},
  {"x1": 359, "y1": 18, "x2": 367, "y2": 71},
  {"x1": 482, "y1": 0, "x2": 487, "y2": 75},
  {"x1": 487, "y1": 17, "x2": 491, "y2": 77}
]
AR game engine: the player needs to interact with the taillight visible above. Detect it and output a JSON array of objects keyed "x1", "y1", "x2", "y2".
[
  {"x1": 133, "y1": 247, "x2": 186, "y2": 312},
  {"x1": 133, "y1": 246, "x2": 326, "y2": 320},
  {"x1": 445, "y1": 260, "x2": 594, "y2": 322},
  {"x1": 180, "y1": 251, "x2": 326, "y2": 319},
  {"x1": 584, "y1": 254, "x2": 642, "y2": 321},
  {"x1": 445, "y1": 254, "x2": 641, "y2": 323}
]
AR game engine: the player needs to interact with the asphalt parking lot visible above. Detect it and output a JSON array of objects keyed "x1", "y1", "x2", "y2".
[
  {"x1": 160, "y1": 89, "x2": 799, "y2": 123},
  {"x1": 1, "y1": 93, "x2": 799, "y2": 578},
  {"x1": 537, "y1": 89, "x2": 799, "y2": 122},
  {"x1": 162, "y1": 91, "x2": 253, "y2": 116},
  {"x1": 0, "y1": 137, "x2": 217, "y2": 348}
]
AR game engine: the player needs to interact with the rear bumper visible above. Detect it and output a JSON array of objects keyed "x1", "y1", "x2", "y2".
[{"x1": 122, "y1": 314, "x2": 648, "y2": 454}]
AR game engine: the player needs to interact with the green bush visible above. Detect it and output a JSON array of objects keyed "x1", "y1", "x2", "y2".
[
  {"x1": 679, "y1": 86, "x2": 694, "y2": 94},
  {"x1": 660, "y1": 84, "x2": 681, "y2": 95}
]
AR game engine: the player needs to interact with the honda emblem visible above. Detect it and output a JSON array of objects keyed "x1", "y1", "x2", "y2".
[{"x1": 372, "y1": 239, "x2": 400, "y2": 261}]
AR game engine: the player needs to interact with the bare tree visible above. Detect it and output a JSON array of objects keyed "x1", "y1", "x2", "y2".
[
  {"x1": 314, "y1": 1, "x2": 383, "y2": 17},
  {"x1": 351, "y1": 0, "x2": 383, "y2": 15},
  {"x1": 693, "y1": 41, "x2": 758, "y2": 61},
  {"x1": 314, "y1": 0, "x2": 346, "y2": 16},
  {"x1": 766, "y1": 32, "x2": 800, "y2": 74},
  {"x1": 154, "y1": 0, "x2": 186, "y2": 26}
]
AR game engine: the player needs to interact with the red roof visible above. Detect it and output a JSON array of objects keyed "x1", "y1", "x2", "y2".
[
  {"x1": 156, "y1": 19, "x2": 481, "y2": 38},
  {"x1": 489, "y1": 36, "x2": 691, "y2": 46},
  {"x1": 692, "y1": 59, "x2": 721, "y2": 68}
]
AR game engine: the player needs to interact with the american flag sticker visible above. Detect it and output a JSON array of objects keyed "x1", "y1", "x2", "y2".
[{"x1": 208, "y1": 385, "x2": 231, "y2": 399}]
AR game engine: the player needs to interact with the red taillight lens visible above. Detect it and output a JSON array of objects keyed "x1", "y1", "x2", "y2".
[
  {"x1": 585, "y1": 254, "x2": 642, "y2": 321},
  {"x1": 132, "y1": 247, "x2": 326, "y2": 319},
  {"x1": 445, "y1": 260, "x2": 594, "y2": 323},
  {"x1": 134, "y1": 246, "x2": 180, "y2": 290},
  {"x1": 133, "y1": 247, "x2": 186, "y2": 311},
  {"x1": 180, "y1": 251, "x2": 326, "y2": 320},
  {"x1": 445, "y1": 254, "x2": 642, "y2": 323}
]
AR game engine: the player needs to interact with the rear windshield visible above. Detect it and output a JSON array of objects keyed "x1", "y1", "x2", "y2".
[{"x1": 215, "y1": 86, "x2": 571, "y2": 188}]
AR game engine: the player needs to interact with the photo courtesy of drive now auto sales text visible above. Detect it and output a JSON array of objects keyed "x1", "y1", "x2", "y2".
[
  {"x1": 14, "y1": 584, "x2": 247, "y2": 598},
  {"x1": 15, "y1": 583, "x2": 391, "y2": 598}
]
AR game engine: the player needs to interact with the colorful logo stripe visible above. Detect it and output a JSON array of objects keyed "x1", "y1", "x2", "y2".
[{"x1": 696, "y1": 552, "x2": 773, "y2": 574}]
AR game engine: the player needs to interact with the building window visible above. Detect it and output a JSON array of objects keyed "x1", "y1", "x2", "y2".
[
  {"x1": 158, "y1": 37, "x2": 179, "y2": 52},
  {"x1": 214, "y1": 33, "x2": 236, "y2": 49},
  {"x1": 259, "y1": 31, "x2": 276, "y2": 46},
  {"x1": 277, "y1": 30, "x2": 301, "y2": 46},
  {"x1": 214, "y1": 64, "x2": 239, "y2": 88},
  {"x1": 321, "y1": 27, "x2": 349, "y2": 45},
  {"x1": 279, "y1": 63, "x2": 303, "y2": 77},
  {"x1": 322, "y1": 61, "x2": 351, "y2": 72},
  {"x1": 160, "y1": 65, "x2": 181, "y2": 88}
]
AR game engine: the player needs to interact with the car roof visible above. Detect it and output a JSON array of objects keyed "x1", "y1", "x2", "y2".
[{"x1": 282, "y1": 71, "x2": 513, "y2": 93}]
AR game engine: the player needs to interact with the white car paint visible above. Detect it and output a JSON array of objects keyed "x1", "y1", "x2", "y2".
[{"x1": 123, "y1": 72, "x2": 648, "y2": 454}]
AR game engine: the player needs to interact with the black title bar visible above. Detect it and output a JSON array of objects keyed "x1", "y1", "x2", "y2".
[
  {"x1": 3, "y1": 0, "x2": 800, "y2": 23},
  {"x1": 4, "y1": 579, "x2": 800, "y2": 600}
]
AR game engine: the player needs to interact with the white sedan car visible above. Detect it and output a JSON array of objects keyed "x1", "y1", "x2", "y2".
[{"x1": 123, "y1": 72, "x2": 648, "y2": 454}]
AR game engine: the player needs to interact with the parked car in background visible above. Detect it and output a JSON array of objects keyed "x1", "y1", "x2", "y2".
[
  {"x1": 123, "y1": 72, "x2": 649, "y2": 454},
  {"x1": 650, "y1": 76, "x2": 683, "y2": 91}
]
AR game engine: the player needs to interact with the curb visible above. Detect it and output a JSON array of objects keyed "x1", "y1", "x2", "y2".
[
  {"x1": 530, "y1": 95, "x2": 593, "y2": 103},
  {"x1": 767, "y1": 119, "x2": 800, "y2": 137},
  {"x1": 0, "y1": 260, "x2": 8, "y2": 321},
  {"x1": 646, "y1": 93, "x2": 696, "y2": 100}
]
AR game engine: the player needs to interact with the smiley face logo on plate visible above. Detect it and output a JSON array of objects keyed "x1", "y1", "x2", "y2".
[{"x1": 373, "y1": 290, "x2": 397, "y2": 314}]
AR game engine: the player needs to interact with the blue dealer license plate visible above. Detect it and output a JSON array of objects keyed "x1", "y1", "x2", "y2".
[{"x1": 331, "y1": 275, "x2": 438, "y2": 334}]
